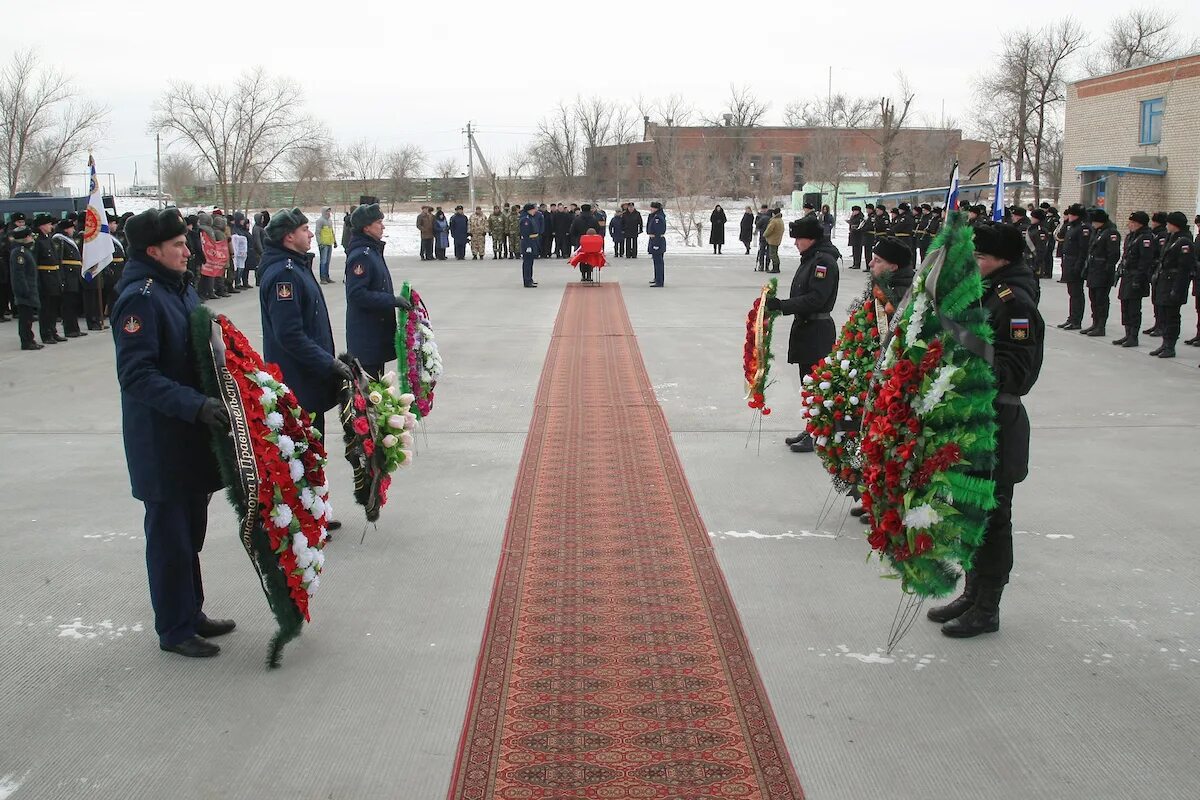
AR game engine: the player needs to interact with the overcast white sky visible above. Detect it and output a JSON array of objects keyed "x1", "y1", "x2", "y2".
[{"x1": 7, "y1": 0, "x2": 1200, "y2": 192}]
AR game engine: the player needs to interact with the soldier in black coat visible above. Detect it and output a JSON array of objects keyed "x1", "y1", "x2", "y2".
[
  {"x1": 1113, "y1": 212, "x2": 1157, "y2": 348},
  {"x1": 32, "y1": 214, "x2": 66, "y2": 345},
  {"x1": 861, "y1": 203, "x2": 877, "y2": 262},
  {"x1": 623, "y1": 204, "x2": 643, "y2": 259},
  {"x1": 764, "y1": 216, "x2": 840, "y2": 453},
  {"x1": 1081, "y1": 209, "x2": 1120, "y2": 337},
  {"x1": 1149, "y1": 212, "x2": 1196, "y2": 359},
  {"x1": 54, "y1": 218, "x2": 86, "y2": 337},
  {"x1": 1147, "y1": 212, "x2": 1171, "y2": 337},
  {"x1": 932, "y1": 223, "x2": 1044, "y2": 638},
  {"x1": 8, "y1": 226, "x2": 40, "y2": 350},
  {"x1": 110, "y1": 208, "x2": 234, "y2": 658},
  {"x1": 1055, "y1": 204, "x2": 1091, "y2": 329},
  {"x1": 1026, "y1": 209, "x2": 1053, "y2": 282},
  {"x1": 847, "y1": 205, "x2": 866, "y2": 269}
]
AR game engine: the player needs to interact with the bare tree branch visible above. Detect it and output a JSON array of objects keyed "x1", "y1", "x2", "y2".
[{"x1": 1085, "y1": 9, "x2": 1193, "y2": 75}]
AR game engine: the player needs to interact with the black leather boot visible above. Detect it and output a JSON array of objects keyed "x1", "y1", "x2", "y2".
[
  {"x1": 1085, "y1": 326, "x2": 1106, "y2": 337},
  {"x1": 1149, "y1": 344, "x2": 1165, "y2": 356},
  {"x1": 1158, "y1": 340, "x2": 1177, "y2": 358},
  {"x1": 1111, "y1": 329, "x2": 1128, "y2": 345},
  {"x1": 927, "y1": 572, "x2": 976, "y2": 623},
  {"x1": 1122, "y1": 329, "x2": 1139, "y2": 347},
  {"x1": 789, "y1": 434, "x2": 814, "y2": 453},
  {"x1": 784, "y1": 432, "x2": 807, "y2": 446},
  {"x1": 941, "y1": 580, "x2": 1004, "y2": 638}
]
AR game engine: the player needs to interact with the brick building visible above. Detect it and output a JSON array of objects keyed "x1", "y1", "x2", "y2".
[
  {"x1": 585, "y1": 122, "x2": 989, "y2": 200},
  {"x1": 1062, "y1": 52, "x2": 1200, "y2": 222}
]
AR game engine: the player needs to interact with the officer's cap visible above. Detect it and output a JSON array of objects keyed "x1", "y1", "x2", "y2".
[
  {"x1": 10, "y1": 212, "x2": 26, "y2": 223},
  {"x1": 1128, "y1": 211, "x2": 1149, "y2": 225},
  {"x1": 522, "y1": 203, "x2": 536, "y2": 212},
  {"x1": 9, "y1": 225, "x2": 32, "y2": 240},
  {"x1": 1088, "y1": 208, "x2": 1109, "y2": 224},
  {"x1": 33, "y1": 213, "x2": 55, "y2": 227},
  {"x1": 265, "y1": 207, "x2": 309, "y2": 243},
  {"x1": 125, "y1": 208, "x2": 188, "y2": 251},
  {"x1": 1010, "y1": 206, "x2": 1027, "y2": 218},
  {"x1": 350, "y1": 203, "x2": 385, "y2": 230},
  {"x1": 1166, "y1": 211, "x2": 1189, "y2": 229},
  {"x1": 1064, "y1": 203, "x2": 1086, "y2": 218},
  {"x1": 650, "y1": 201, "x2": 663, "y2": 210},
  {"x1": 56, "y1": 218, "x2": 76, "y2": 231},
  {"x1": 851, "y1": 205, "x2": 861, "y2": 211},
  {"x1": 1031, "y1": 208, "x2": 1047, "y2": 221},
  {"x1": 872, "y1": 236, "x2": 911, "y2": 269}
]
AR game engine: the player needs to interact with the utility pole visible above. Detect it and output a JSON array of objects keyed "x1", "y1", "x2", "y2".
[
  {"x1": 155, "y1": 133, "x2": 162, "y2": 208},
  {"x1": 465, "y1": 122, "x2": 475, "y2": 210}
]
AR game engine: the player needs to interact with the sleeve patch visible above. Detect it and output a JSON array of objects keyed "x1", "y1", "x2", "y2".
[
  {"x1": 352, "y1": 263, "x2": 365, "y2": 276},
  {"x1": 1144, "y1": 239, "x2": 1152, "y2": 247},
  {"x1": 121, "y1": 314, "x2": 143, "y2": 335},
  {"x1": 1110, "y1": 234, "x2": 1118, "y2": 240},
  {"x1": 814, "y1": 265, "x2": 827, "y2": 279},
  {"x1": 1183, "y1": 245, "x2": 1191, "y2": 253},
  {"x1": 1010, "y1": 318, "x2": 1030, "y2": 340},
  {"x1": 276, "y1": 282, "x2": 293, "y2": 300}
]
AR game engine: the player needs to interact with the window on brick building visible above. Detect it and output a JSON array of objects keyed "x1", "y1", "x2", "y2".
[
  {"x1": 636, "y1": 153, "x2": 652, "y2": 167},
  {"x1": 637, "y1": 179, "x2": 651, "y2": 195},
  {"x1": 1139, "y1": 98, "x2": 1164, "y2": 145}
]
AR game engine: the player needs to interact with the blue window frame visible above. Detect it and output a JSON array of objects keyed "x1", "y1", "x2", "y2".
[{"x1": 1140, "y1": 97, "x2": 1164, "y2": 145}]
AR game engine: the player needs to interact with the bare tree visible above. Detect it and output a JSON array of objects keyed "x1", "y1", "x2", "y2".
[
  {"x1": 859, "y1": 74, "x2": 915, "y2": 192},
  {"x1": 700, "y1": 84, "x2": 770, "y2": 198},
  {"x1": 1028, "y1": 18, "x2": 1087, "y2": 202},
  {"x1": 337, "y1": 138, "x2": 389, "y2": 200},
  {"x1": 434, "y1": 157, "x2": 459, "y2": 180},
  {"x1": 150, "y1": 67, "x2": 324, "y2": 212},
  {"x1": 972, "y1": 31, "x2": 1036, "y2": 202},
  {"x1": 532, "y1": 102, "x2": 580, "y2": 194},
  {"x1": 783, "y1": 93, "x2": 876, "y2": 128},
  {"x1": 160, "y1": 153, "x2": 200, "y2": 200},
  {"x1": 1085, "y1": 9, "x2": 1196, "y2": 76},
  {"x1": 383, "y1": 144, "x2": 425, "y2": 210},
  {"x1": 0, "y1": 50, "x2": 107, "y2": 195}
]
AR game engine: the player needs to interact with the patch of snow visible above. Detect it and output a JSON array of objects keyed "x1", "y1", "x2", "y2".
[
  {"x1": 0, "y1": 773, "x2": 27, "y2": 800},
  {"x1": 710, "y1": 529, "x2": 839, "y2": 540}
]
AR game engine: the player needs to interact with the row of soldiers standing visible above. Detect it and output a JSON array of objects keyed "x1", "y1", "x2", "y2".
[
  {"x1": 846, "y1": 202, "x2": 944, "y2": 270},
  {"x1": 4, "y1": 210, "x2": 129, "y2": 351}
]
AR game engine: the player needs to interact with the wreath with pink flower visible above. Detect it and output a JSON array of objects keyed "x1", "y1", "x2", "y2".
[
  {"x1": 395, "y1": 282, "x2": 442, "y2": 419},
  {"x1": 192, "y1": 307, "x2": 331, "y2": 668},
  {"x1": 858, "y1": 213, "x2": 998, "y2": 598},
  {"x1": 743, "y1": 278, "x2": 780, "y2": 415}
]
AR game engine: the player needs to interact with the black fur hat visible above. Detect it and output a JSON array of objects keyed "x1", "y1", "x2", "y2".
[
  {"x1": 973, "y1": 223, "x2": 1024, "y2": 262},
  {"x1": 350, "y1": 203, "x2": 385, "y2": 230},
  {"x1": 265, "y1": 207, "x2": 310, "y2": 243},
  {"x1": 789, "y1": 217, "x2": 823, "y2": 240},
  {"x1": 872, "y1": 236, "x2": 911, "y2": 268},
  {"x1": 125, "y1": 208, "x2": 187, "y2": 251}
]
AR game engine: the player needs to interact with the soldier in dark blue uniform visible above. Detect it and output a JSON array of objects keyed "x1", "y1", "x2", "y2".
[
  {"x1": 54, "y1": 217, "x2": 87, "y2": 337},
  {"x1": 344, "y1": 203, "x2": 411, "y2": 378},
  {"x1": 930, "y1": 223, "x2": 1044, "y2": 638},
  {"x1": 1113, "y1": 211, "x2": 1157, "y2": 348},
  {"x1": 1055, "y1": 204, "x2": 1091, "y2": 329},
  {"x1": 110, "y1": 208, "x2": 234, "y2": 658},
  {"x1": 1081, "y1": 208, "x2": 1120, "y2": 338},
  {"x1": 1146, "y1": 212, "x2": 1171, "y2": 337},
  {"x1": 646, "y1": 201, "x2": 667, "y2": 287},
  {"x1": 449, "y1": 205, "x2": 470, "y2": 260},
  {"x1": 258, "y1": 208, "x2": 353, "y2": 441},
  {"x1": 1150, "y1": 212, "x2": 1196, "y2": 359},
  {"x1": 9, "y1": 226, "x2": 41, "y2": 350},
  {"x1": 766, "y1": 217, "x2": 840, "y2": 453},
  {"x1": 32, "y1": 213, "x2": 66, "y2": 345},
  {"x1": 519, "y1": 203, "x2": 539, "y2": 288}
]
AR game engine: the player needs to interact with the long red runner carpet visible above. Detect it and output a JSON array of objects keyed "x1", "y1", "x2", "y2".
[{"x1": 447, "y1": 284, "x2": 804, "y2": 799}]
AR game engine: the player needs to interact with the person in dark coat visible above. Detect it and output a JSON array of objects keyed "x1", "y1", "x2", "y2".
[
  {"x1": 449, "y1": 205, "x2": 470, "y2": 260},
  {"x1": 709, "y1": 205, "x2": 727, "y2": 254},
  {"x1": 1081, "y1": 208, "x2": 1120, "y2": 337},
  {"x1": 847, "y1": 205, "x2": 865, "y2": 269},
  {"x1": 53, "y1": 218, "x2": 86, "y2": 337},
  {"x1": 1112, "y1": 211, "x2": 1156, "y2": 348},
  {"x1": 9, "y1": 226, "x2": 40, "y2": 350},
  {"x1": 623, "y1": 204, "x2": 643, "y2": 258},
  {"x1": 930, "y1": 222, "x2": 1044, "y2": 638},
  {"x1": 519, "y1": 203, "x2": 540, "y2": 287},
  {"x1": 1147, "y1": 212, "x2": 1171, "y2": 337},
  {"x1": 570, "y1": 204, "x2": 599, "y2": 251},
  {"x1": 1150, "y1": 212, "x2": 1196, "y2": 359},
  {"x1": 765, "y1": 216, "x2": 840, "y2": 453},
  {"x1": 646, "y1": 201, "x2": 667, "y2": 287},
  {"x1": 820, "y1": 204, "x2": 835, "y2": 241},
  {"x1": 109, "y1": 208, "x2": 233, "y2": 658},
  {"x1": 344, "y1": 203, "x2": 411, "y2": 379},
  {"x1": 861, "y1": 203, "x2": 876, "y2": 262},
  {"x1": 105, "y1": 215, "x2": 128, "y2": 318},
  {"x1": 434, "y1": 208, "x2": 449, "y2": 260},
  {"x1": 553, "y1": 205, "x2": 573, "y2": 258},
  {"x1": 738, "y1": 206, "x2": 754, "y2": 254},
  {"x1": 32, "y1": 214, "x2": 65, "y2": 345},
  {"x1": 258, "y1": 207, "x2": 353, "y2": 441},
  {"x1": 1055, "y1": 204, "x2": 1090, "y2": 329},
  {"x1": 609, "y1": 210, "x2": 625, "y2": 257}
]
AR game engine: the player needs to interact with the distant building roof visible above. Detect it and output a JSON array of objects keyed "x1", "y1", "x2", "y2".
[{"x1": 1075, "y1": 165, "x2": 1167, "y2": 176}]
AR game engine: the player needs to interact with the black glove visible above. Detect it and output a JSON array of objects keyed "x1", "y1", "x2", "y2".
[
  {"x1": 394, "y1": 294, "x2": 412, "y2": 310},
  {"x1": 331, "y1": 359, "x2": 354, "y2": 383},
  {"x1": 765, "y1": 296, "x2": 783, "y2": 313},
  {"x1": 198, "y1": 398, "x2": 230, "y2": 431}
]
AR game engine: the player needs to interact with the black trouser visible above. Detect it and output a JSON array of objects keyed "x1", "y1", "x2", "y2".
[
  {"x1": 740, "y1": 237, "x2": 751, "y2": 254},
  {"x1": 555, "y1": 234, "x2": 569, "y2": 258},
  {"x1": 541, "y1": 232, "x2": 553, "y2": 258},
  {"x1": 420, "y1": 238, "x2": 434, "y2": 259},
  {"x1": 38, "y1": 292, "x2": 61, "y2": 341},
  {"x1": 522, "y1": 248, "x2": 535, "y2": 285},
  {"x1": 143, "y1": 493, "x2": 209, "y2": 647},
  {"x1": 453, "y1": 240, "x2": 467, "y2": 259},
  {"x1": 61, "y1": 290, "x2": 82, "y2": 334},
  {"x1": 851, "y1": 242, "x2": 863, "y2": 268},
  {"x1": 625, "y1": 235, "x2": 638, "y2": 258},
  {"x1": 434, "y1": 243, "x2": 446, "y2": 260},
  {"x1": 83, "y1": 279, "x2": 104, "y2": 329},
  {"x1": 1159, "y1": 303, "x2": 1182, "y2": 343},
  {"x1": 1066, "y1": 281, "x2": 1085, "y2": 324},
  {"x1": 16, "y1": 304, "x2": 35, "y2": 346},
  {"x1": 0, "y1": 282, "x2": 11, "y2": 316},
  {"x1": 1087, "y1": 285, "x2": 1110, "y2": 328},
  {"x1": 1119, "y1": 297, "x2": 1143, "y2": 331},
  {"x1": 974, "y1": 481, "x2": 1014, "y2": 583},
  {"x1": 580, "y1": 266, "x2": 593, "y2": 281},
  {"x1": 613, "y1": 237, "x2": 624, "y2": 257}
]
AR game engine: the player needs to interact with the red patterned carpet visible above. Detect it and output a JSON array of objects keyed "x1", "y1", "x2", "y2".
[{"x1": 447, "y1": 284, "x2": 804, "y2": 799}]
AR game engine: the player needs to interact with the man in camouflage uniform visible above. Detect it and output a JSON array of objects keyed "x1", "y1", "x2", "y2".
[
  {"x1": 505, "y1": 204, "x2": 521, "y2": 260},
  {"x1": 468, "y1": 206, "x2": 488, "y2": 260},
  {"x1": 488, "y1": 205, "x2": 506, "y2": 259}
]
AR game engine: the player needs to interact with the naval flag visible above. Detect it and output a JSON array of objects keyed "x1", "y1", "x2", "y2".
[
  {"x1": 82, "y1": 154, "x2": 114, "y2": 280},
  {"x1": 991, "y1": 158, "x2": 1005, "y2": 222}
]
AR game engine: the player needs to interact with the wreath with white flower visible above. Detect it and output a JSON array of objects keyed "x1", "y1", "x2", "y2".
[
  {"x1": 395, "y1": 282, "x2": 443, "y2": 419},
  {"x1": 192, "y1": 308, "x2": 330, "y2": 668},
  {"x1": 858, "y1": 213, "x2": 998, "y2": 598}
]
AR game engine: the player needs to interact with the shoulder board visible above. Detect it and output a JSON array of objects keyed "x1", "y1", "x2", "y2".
[
  {"x1": 139, "y1": 278, "x2": 154, "y2": 296},
  {"x1": 353, "y1": 247, "x2": 372, "y2": 260},
  {"x1": 995, "y1": 284, "x2": 1015, "y2": 302},
  {"x1": 283, "y1": 260, "x2": 295, "y2": 270}
]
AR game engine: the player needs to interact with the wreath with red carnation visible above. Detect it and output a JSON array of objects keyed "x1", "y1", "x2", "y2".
[
  {"x1": 858, "y1": 213, "x2": 998, "y2": 598},
  {"x1": 395, "y1": 282, "x2": 442, "y2": 420},
  {"x1": 191, "y1": 307, "x2": 331, "y2": 668},
  {"x1": 743, "y1": 278, "x2": 780, "y2": 415}
]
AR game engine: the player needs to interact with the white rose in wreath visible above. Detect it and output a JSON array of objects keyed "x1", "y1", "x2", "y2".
[
  {"x1": 387, "y1": 414, "x2": 404, "y2": 430},
  {"x1": 382, "y1": 434, "x2": 398, "y2": 448},
  {"x1": 368, "y1": 390, "x2": 383, "y2": 405}
]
